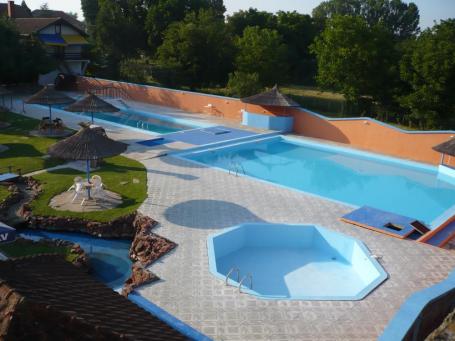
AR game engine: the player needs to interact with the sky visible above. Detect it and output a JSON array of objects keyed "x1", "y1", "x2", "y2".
[{"x1": 17, "y1": 0, "x2": 455, "y2": 29}]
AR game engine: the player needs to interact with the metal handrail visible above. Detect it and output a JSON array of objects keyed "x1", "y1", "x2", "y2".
[
  {"x1": 225, "y1": 267, "x2": 240, "y2": 286},
  {"x1": 239, "y1": 273, "x2": 253, "y2": 293}
]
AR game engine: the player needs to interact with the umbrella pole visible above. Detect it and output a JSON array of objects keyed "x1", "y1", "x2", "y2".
[
  {"x1": 91, "y1": 112, "x2": 94, "y2": 124},
  {"x1": 86, "y1": 159, "x2": 91, "y2": 199}
]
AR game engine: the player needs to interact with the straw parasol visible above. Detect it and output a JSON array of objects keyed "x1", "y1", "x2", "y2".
[
  {"x1": 241, "y1": 85, "x2": 300, "y2": 107},
  {"x1": 433, "y1": 137, "x2": 455, "y2": 165},
  {"x1": 48, "y1": 124, "x2": 127, "y2": 198},
  {"x1": 25, "y1": 85, "x2": 75, "y2": 132},
  {"x1": 64, "y1": 92, "x2": 120, "y2": 123}
]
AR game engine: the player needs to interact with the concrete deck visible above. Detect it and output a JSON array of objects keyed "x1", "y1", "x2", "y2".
[{"x1": 7, "y1": 93, "x2": 455, "y2": 340}]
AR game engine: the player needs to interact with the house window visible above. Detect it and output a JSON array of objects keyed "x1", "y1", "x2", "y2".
[{"x1": 55, "y1": 24, "x2": 61, "y2": 34}]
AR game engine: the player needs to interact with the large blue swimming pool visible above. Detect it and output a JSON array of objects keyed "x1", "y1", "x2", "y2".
[
  {"x1": 182, "y1": 136, "x2": 455, "y2": 226},
  {"x1": 20, "y1": 230, "x2": 132, "y2": 289},
  {"x1": 208, "y1": 223, "x2": 387, "y2": 300}
]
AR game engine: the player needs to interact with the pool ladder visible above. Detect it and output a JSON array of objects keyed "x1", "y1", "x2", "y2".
[
  {"x1": 137, "y1": 120, "x2": 150, "y2": 131},
  {"x1": 225, "y1": 267, "x2": 253, "y2": 293},
  {"x1": 228, "y1": 161, "x2": 245, "y2": 177}
]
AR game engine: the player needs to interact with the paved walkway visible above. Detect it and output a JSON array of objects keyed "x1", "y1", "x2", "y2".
[{"x1": 137, "y1": 155, "x2": 455, "y2": 341}]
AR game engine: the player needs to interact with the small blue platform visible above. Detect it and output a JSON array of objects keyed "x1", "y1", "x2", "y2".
[
  {"x1": 136, "y1": 138, "x2": 171, "y2": 147},
  {"x1": 163, "y1": 126, "x2": 257, "y2": 146},
  {"x1": 341, "y1": 206, "x2": 417, "y2": 239}
]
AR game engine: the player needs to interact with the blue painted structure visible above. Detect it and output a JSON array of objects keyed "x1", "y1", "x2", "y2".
[
  {"x1": 208, "y1": 223, "x2": 387, "y2": 300},
  {"x1": 380, "y1": 269, "x2": 455, "y2": 341},
  {"x1": 129, "y1": 293, "x2": 212, "y2": 341},
  {"x1": 423, "y1": 220, "x2": 455, "y2": 247},
  {"x1": 242, "y1": 110, "x2": 294, "y2": 132},
  {"x1": 0, "y1": 222, "x2": 16, "y2": 243},
  {"x1": 341, "y1": 206, "x2": 418, "y2": 239},
  {"x1": 161, "y1": 126, "x2": 258, "y2": 145}
]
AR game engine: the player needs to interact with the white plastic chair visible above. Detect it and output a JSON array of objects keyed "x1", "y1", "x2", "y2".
[
  {"x1": 67, "y1": 176, "x2": 83, "y2": 192},
  {"x1": 70, "y1": 177, "x2": 86, "y2": 205},
  {"x1": 90, "y1": 175, "x2": 105, "y2": 201}
]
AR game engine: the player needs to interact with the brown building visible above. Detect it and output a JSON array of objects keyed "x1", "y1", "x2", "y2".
[{"x1": 0, "y1": 1, "x2": 90, "y2": 85}]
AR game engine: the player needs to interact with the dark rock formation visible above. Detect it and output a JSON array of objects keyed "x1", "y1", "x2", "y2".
[
  {"x1": 129, "y1": 217, "x2": 177, "y2": 267},
  {"x1": 21, "y1": 211, "x2": 139, "y2": 238},
  {"x1": 121, "y1": 262, "x2": 159, "y2": 297}
]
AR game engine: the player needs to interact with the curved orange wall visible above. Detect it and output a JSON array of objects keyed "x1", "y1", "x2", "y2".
[{"x1": 77, "y1": 77, "x2": 455, "y2": 167}]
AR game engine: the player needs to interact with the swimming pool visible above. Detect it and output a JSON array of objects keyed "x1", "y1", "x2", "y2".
[
  {"x1": 45, "y1": 102, "x2": 209, "y2": 134},
  {"x1": 20, "y1": 230, "x2": 132, "y2": 289},
  {"x1": 181, "y1": 136, "x2": 455, "y2": 226},
  {"x1": 208, "y1": 223, "x2": 387, "y2": 300}
]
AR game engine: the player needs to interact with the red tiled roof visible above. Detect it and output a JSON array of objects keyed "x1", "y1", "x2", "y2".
[
  {"x1": 13, "y1": 17, "x2": 60, "y2": 34},
  {"x1": 0, "y1": 255, "x2": 188, "y2": 340},
  {"x1": 32, "y1": 9, "x2": 85, "y2": 31}
]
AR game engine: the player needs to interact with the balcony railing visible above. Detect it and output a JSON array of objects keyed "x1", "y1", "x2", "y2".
[{"x1": 49, "y1": 52, "x2": 89, "y2": 60}]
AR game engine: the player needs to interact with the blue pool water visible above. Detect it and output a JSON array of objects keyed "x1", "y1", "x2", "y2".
[
  {"x1": 47, "y1": 103, "x2": 206, "y2": 134},
  {"x1": 208, "y1": 223, "x2": 387, "y2": 300},
  {"x1": 183, "y1": 136, "x2": 455, "y2": 226},
  {"x1": 20, "y1": 230, "x2": 132, "y2": 289}
]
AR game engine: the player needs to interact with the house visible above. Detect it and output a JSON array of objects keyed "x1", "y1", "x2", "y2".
[
  {"x1": 0, "y1": 1, "x2": 89, "y2": 85},
  {"x1": 0, "y1": 254, "x2": 188, "y2": 340}
]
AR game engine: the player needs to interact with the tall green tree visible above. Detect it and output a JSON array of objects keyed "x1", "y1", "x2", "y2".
[
  {"x1": 399, "y1": 19, "x2": 455, "y2": 129},
  {"x1": 0, "y1": 18, "x2": 54, "y2": 84},
  {"x1": 311, "y1": 15, "x2": 398, "y2": 108},
  {"x1": 145, "y1": 0, "x2": 226, "y2": 53},
  {"x1": 154, "y1": 9, "x2": 233, "y2": 87},
  {"x1": 81, "y1": 0, "x2": 99, "y2": 27},
  {"x1": 226, "y1": 8, "x2": 277, "y2": 36},
  {"x1": 93, "y1": 0, "x2": 148, "y2": 77},
  {"x1": 233, "y1": 26, "x2": 288, "y2": 87},
  {"x1": 276, "y1": 11, "x2": 318, "y2": 83},
  {"x1": 312, "y1": 0, "x2": 420, "y2": 39}
]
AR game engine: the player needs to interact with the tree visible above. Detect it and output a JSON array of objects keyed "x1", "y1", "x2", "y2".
[
  {"x1": 226, "y1": 8, "x2": 276, "y2": 36},
  {"x1": 227, "y1": 71, "x2": 262, "y2": 97},
  {"x1": 0, "y1": 18, "x2": 54, "y2": 84},
  {"x1": 399, "y1": 20, "x2": 455, "y2": 129},
  {"x1": 81, "y1": 0, "x2": 99, "y2": 26},
  {"x1": 312, "y1": 0, "x2": 420, "y2": 39},
  {"x1": 310, "y1": 15, "x2": 398, "y2": 108},
  {"x1": 93, "y1": 0, "x2": 148, "y2": 77},
  {"x1": 145, "y1": 0, "x2": 226, "y2": 53},
  {"x1": 233, "y1": 26, "x2": 288, "y2": 86},
  {"x1": 154, "y1": 9, "x2": 233, "y2": 87},
  {"x1": 275, "y1": 11, "x2": 318, "y2": 84}
]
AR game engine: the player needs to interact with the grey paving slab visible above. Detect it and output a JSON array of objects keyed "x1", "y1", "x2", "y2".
[{"x1": 137, "y1": 155, "x2": 455, "y2": 341}]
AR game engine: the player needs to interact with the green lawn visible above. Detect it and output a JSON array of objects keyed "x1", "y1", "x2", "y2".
[
  {"x1": 0, "y1": 239, "x2": 78, "y2": 262},
  {"x1": 0, "y1": 111, "x2": 65, "y2": 175},
  {"x1": 30, "y1": 155, "x2": 147, "y2": 222}
]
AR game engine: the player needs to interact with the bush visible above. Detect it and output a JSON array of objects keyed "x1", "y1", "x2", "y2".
[
  {"x1": 119, "y1": 57, "x2": 151, "y2": 84},
  {"x1": 227, "y1": 71, "x2": 262, "y2": 97}
]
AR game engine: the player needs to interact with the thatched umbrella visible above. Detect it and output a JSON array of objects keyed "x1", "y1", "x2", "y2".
[
  {"x1": 241, "y1": 85, "x2": 300, "y2": 108},
  {"x1": 48, "y1": 124, "x2": 127, "y2": 198},
  {"x1": 25, "y1": 85, "x2": 75, "y2": 132},
  {"x1": 433, "y1": 138, "x2": 455, "y2": 166},
  {"x1": 64, "y1": 92, "x2": 120, "y2": 123}
]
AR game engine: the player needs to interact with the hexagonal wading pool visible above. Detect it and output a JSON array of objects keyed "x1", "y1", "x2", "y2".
[{"x1": 207, "y1": 224, "x2": 388, "y2": 300}]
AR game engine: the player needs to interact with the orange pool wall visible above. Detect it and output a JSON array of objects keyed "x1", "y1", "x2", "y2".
[{"x1": 77, "y1": 77, "x2": 455, "y2": 167}]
